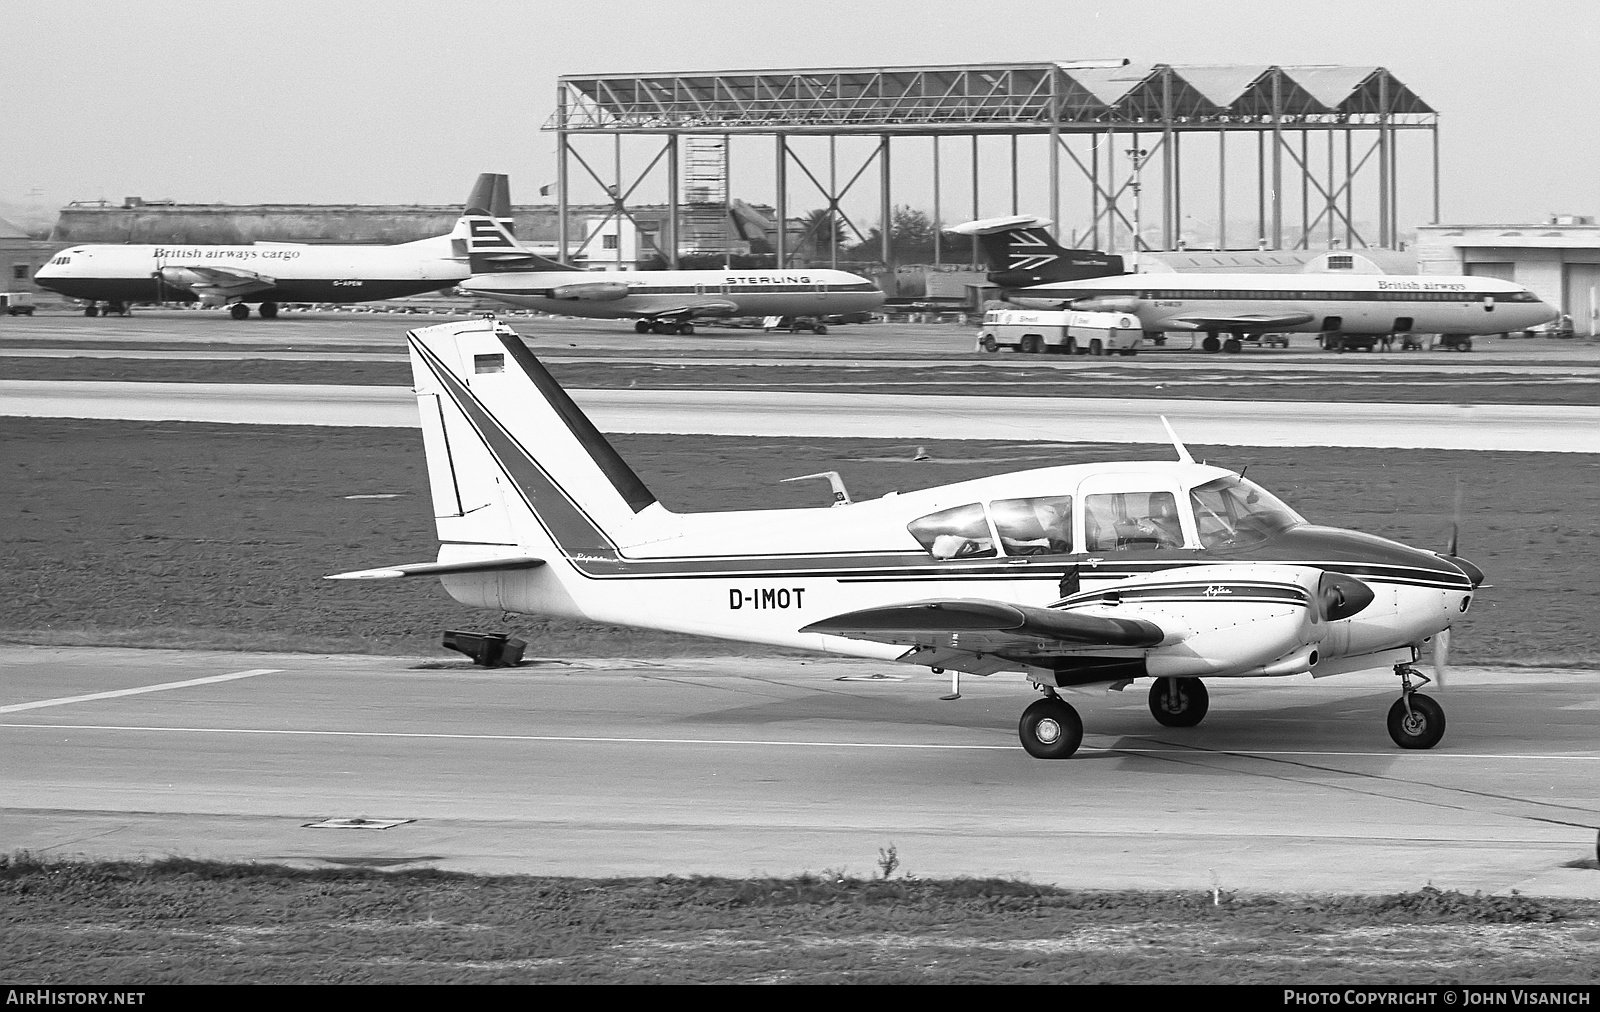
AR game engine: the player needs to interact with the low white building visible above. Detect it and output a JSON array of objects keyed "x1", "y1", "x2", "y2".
[{"x1": 1415, "y1": 217, "x2": 1600, "y2": 335}]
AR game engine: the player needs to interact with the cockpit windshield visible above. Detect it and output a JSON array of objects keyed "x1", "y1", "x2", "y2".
[{"x1": 1188, "y1": 475, "x2": 1304, "y2": 548}]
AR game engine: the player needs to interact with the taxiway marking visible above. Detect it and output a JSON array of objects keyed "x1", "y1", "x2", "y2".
[
  {"x1": 0, "y1": 721, "x2": 1597, "y2": 762},
  {"x1": 0, "y1": 670, "x2": 282, "y2": 714}
]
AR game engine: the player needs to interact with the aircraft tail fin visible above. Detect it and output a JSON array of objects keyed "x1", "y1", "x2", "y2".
[
  {"x1": 946, "y1": 215, "x2": 1125, "y2": 287},
  {"x1": 463, "y1": 173, "x2": 516, "y2": 235},
  {"x1": 405, "y1": 317, "x2": 667, "y2": 566},
  {"x1": 457, "y1": 212, "x2": 579, "y2": 274}
]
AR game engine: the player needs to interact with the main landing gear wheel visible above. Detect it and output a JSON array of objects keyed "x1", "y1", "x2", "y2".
[
  {"x1": 259, "y1": 301, "x2": 279, "y2": 319},
  {"x1": 1149, "y1": 677, "x2": 1210, "y2": 728},
  {"x1": 1223, "y1": 337, "x2": 1242, "y2": 353},
  {"x1": 1202, "y1": 335, "x2": 1221, "y2": 352},
  {"x1": 84, "y1": 305, "x2": 100, "y2": 317},
  {"x1": 1387, "y1": 665, "x2": 1446, "y2": 749},
  {"x1": 1018, "y1": 696, "x2": 1084, "y2": 759},
  {"x1": 634, "y1": 320, "x2": 651, "y2": 334},
  {"x1": 229, "y1": 303, "x2": 250, "y2": 320},
  {"x1": 676, "y1": 322, "x2": 695, "y2": 335}
]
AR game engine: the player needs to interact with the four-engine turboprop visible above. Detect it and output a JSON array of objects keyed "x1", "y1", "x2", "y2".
[
  {"x1": 455, "y1": 213, "x2": 885, "y2": 334},
  {"x1": 32, "y1": 174, "x2": 516, "y2": 319},
  {"x1": 951, "y1": 214, "x2": 1558, "y2": 352},
  {"x1": 330, "y1": 317, "x2": 1483, "y2": 759}
]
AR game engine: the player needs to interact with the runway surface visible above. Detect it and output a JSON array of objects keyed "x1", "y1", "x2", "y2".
[
  {"x1": 2, "y1": 646, "x2": 1596, "y2": 896},
  {"x1": 4, "y1": 379, "x2": 1598, "y2": 451}
]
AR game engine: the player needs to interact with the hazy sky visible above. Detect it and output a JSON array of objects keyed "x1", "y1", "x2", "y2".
[{"x1": 6, "y1": 0, "x2": 1597, "y2": 237}]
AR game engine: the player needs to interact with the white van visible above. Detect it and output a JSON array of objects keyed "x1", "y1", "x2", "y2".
[{"x1": 975, "y1": 309, "x2": 1142, "y2": 356}]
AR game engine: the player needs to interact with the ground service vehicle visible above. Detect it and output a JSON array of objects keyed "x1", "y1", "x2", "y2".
[
  {"x1": 977, "y1": 309, "x2": 1142, "y2": 355},
  {"x1": 1, "y1": 292, "x2": 35, "y2": 316}
]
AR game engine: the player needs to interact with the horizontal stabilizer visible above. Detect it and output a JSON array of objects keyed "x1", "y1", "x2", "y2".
[
  {"x1": 945, "y1": 215, "x2": 1053, "y2": 236},
  {"x1": 325, "y1": 556, "x2": 545, "y2": 580},
  {"x1": 803, "y1": 598, "x2": 1163, "y2": 648}
]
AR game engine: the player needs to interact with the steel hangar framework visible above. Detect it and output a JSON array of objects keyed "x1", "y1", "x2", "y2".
[{"x1": 547, "y1": 61, "x2": 1438, "y2": 268}]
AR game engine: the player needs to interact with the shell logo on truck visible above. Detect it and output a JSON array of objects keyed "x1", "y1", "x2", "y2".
[{"x1": 976, "y1": 309, "x2": 1143, "y2": 356}]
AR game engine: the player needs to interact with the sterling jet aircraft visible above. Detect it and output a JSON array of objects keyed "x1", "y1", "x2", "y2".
[
  {"x1": 329, "y1": 317, "x2": 1483, "y2": 759},
  {"x1": 951, "y1": 215, "x2": 1557, "y2": 352},
  {"x1": 455, "y1": 214, "x2": 885, "y2": 334},
  {"x1": 32, "y1": 174, "x2": 516, "y2": 320}
]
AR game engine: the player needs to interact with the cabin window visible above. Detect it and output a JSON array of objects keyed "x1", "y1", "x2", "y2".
[
  {"x1": 990, "y1": 496, "x2": 1074, "y2": 555},
  {"x1": 1189, "y1": 476, "x2": 1304, "y2": 549},
  {"x1": 1083, "y1": 492, "x2": 1184, "y2": 552},
  {"x1": 907, "y1": 503, "x2": 995, "y2": 560},
  {"x1": 1328, "y1": 255, "x2": 1354, "y2": 270}
]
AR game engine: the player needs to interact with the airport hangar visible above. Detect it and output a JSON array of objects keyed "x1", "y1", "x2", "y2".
[
  {"x1": 1417, "y1": 216, "x2": 1600, "y2": 336},
  {"x1": 43, "y1": 61, "x2": 1441, "y2": 268}
]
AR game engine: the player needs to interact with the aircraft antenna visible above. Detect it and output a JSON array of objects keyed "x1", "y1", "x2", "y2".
[{"x1": 1159, "y1": 416, "x2": 1195, "y2": 463}]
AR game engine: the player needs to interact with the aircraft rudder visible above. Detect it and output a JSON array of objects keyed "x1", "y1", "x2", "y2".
[{"x1": 405, "y1": 318, "x2": 662, "y2": 562}]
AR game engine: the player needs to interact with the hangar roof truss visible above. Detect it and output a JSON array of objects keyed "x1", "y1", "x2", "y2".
[{"x1": 550, "y1": 62, "x2": 1434, "y2": 136}]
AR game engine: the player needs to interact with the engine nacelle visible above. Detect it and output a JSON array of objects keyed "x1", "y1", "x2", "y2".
[
  {"x1": 1069, "y1": 296, "x2": 1142, "y2": 314},
  {"x1": 549, "y1": 282, "x2": 630, "y2": 302}
]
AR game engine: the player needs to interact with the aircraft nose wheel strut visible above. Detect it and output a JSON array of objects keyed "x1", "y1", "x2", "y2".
[
  {"x1": 1387, "y1": 664, "x2": 1446, "y2": 749},
  {"x1": 1018, "y1": 689, "x2": 1084, "y2": 759}
]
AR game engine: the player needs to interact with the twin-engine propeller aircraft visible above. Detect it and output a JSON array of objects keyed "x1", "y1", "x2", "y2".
[
  {"x1": 454, "y1": 213, "x2": 885, "y2": 334},
  {"x1": 951, "y1": 214, "x2": 1557, "y2": 352},
  {"x1": 32, "y1": 174, "x2": 516, "y2": 320},
  {"x1": 330, "y1": 317, "x2": 1483, "y2": 759}
]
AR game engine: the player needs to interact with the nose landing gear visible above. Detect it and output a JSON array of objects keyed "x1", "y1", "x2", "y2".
[{"x1": 1387, "y1": 664, "x2": 1446, "y2": 749}]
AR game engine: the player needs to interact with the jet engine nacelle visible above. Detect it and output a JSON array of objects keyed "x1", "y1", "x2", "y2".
[
  {"x1": 549, "y1": 282, "x2": 630, "y2": 302},
  {"x1": 1069, "y1": 296, "x2": 1143, "y2": 314}
]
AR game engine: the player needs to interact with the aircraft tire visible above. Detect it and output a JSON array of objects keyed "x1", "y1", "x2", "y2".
[
  {"x1": 230, "y1": 303, "x2": 250, "y2": 320},
  {"x1": 814, "y1": 324, "x2": 827, "y2": 335},
  {"x1": 1387, "y1": 694, "x2": 1446, "y2": 749},
  {"x1": 1149, "y1": 677, "x2": 1209, "y2": 728},
  {"x1": 84, "y1": 306, "x2": 99, "y2": 317},
  {"x1": 677, "y1": 322, "x2": 694, "y2": 335},
  {"x1": 634, "y1": 320, "x2": 651, "y2": 334},
  {"x1": 259, "y1": 302, "x2": 279, "y2": 319},
  {"x1": 1202, "y1": 335, "x2": 1221, "y2": 353},
  {"x1": 1018, "y1": 697, "x2": 1083, "y2": 759},
  {"x1": 1223, "y1": 338, "x2": 1242, "y2": 353}
]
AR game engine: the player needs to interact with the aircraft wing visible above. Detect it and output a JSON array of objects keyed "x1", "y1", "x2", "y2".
[
  {"x1": 159, "y1": 264, "x2": 279, "y2": 299},
  {"x1": 325, "y1": 556, "x2": 545, "y2": 580},
  {"x1": 625, "y1": 296, "x2": 741, "y2": 320},
  {"x1": 1167, "y1": 312, "x2": 1315, "y2": 331},
  {"x1": 801, "y1": 598, "x2": 1164, "y2": 657}
]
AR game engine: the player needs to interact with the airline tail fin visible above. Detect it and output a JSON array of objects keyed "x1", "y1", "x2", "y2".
[
  {"x1": 946, "y1": 215, "x2": 1125, "y2": 286},
  {"x1": 405, "y1": 317, "x2": 668, "y2": 566},
  {"x1": 458, "y1": 212, "x2": 580, "y2": 274},
  {"x1": 463, "y1": 173, "x2": 516, "y2": 234}
]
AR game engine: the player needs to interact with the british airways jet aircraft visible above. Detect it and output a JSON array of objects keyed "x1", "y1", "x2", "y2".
[
  {"x1": 456, "y1": 214, "x2": 885, "y2": 334},
  {"x1": 952, "y1": 215, "x2": 1558, "y2": 352},
  {"x1": 32, "y1": 175, "x2": 516, "y2": 320},
  {"x1": 330, "y1": 316, "x2": 1483, "y2": 759}
]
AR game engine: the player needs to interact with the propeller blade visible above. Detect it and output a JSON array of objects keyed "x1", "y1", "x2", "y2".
[
  {"x1": 1434, "y1": 627, "x2": 1451, "y2": 689},
  {"x1": 1447, "y1": 521, "x2": 1459, "y2": 558}
]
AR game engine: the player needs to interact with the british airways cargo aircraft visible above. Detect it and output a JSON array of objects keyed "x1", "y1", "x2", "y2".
[{"x1": 33, "y1": 174, "x2": 516, "y2": 320}]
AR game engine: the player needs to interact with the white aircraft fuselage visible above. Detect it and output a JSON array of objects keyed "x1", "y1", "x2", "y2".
[
  {"x1": 33, "y1": 237, "x2": 466, "y2": 306},
  {"x1": 1011, "y1": 272, "x2": 1557, "y2": 336},
  {"x1": 457, "y1": 267, "x2": 885, "y2": 321}
]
